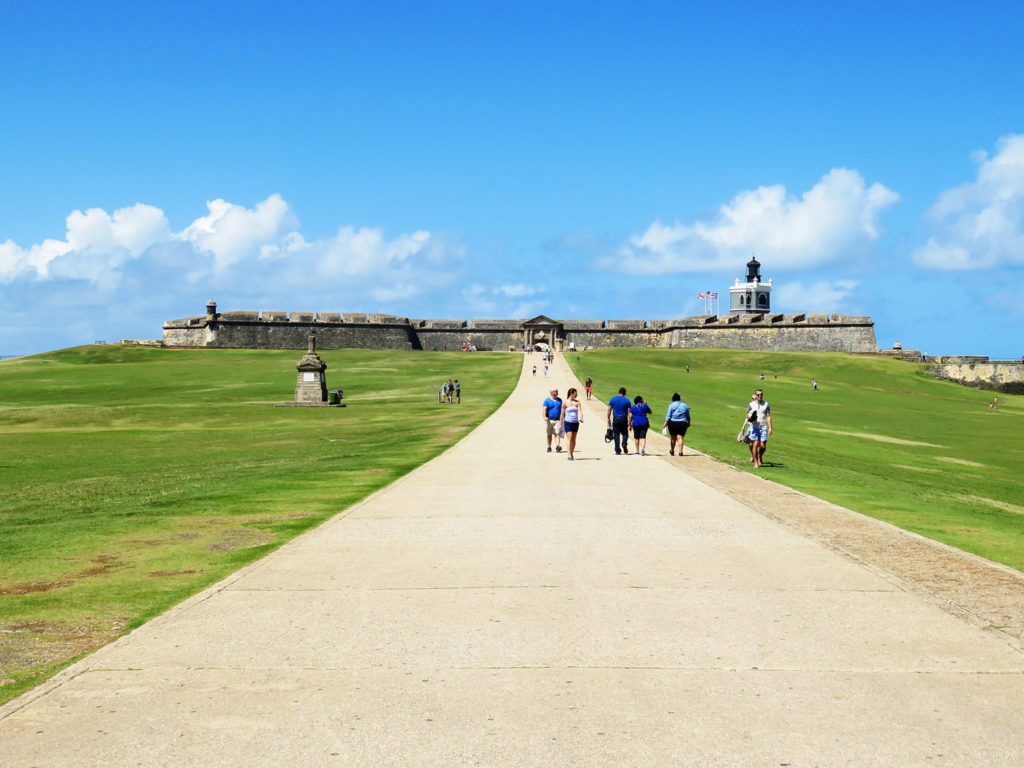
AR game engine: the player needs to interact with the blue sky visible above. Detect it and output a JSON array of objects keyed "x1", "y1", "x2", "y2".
[{"x1": 2, "y1": 1, "x2": 1023, "y2": 358}]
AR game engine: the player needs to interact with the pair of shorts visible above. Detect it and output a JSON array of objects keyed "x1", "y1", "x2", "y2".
[
  {"x1": 748, "y1": 424, "x2": 769, "y2": 442},
  {"x1": 632, "y1": 424, "x2": 649, "y2": 439},
  {"x1": 667, "y1": 421, "x2": 689, "y2": 437},
  {"x1": 545, "y1": 419, "x2": 559, "y2": 436},
  {"x1": 564, "y1": 421, "x2": 579, "y2": 433}
]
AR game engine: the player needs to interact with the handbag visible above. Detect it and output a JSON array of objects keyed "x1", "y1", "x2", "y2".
[{"x1": 604, "y1": 427, "x2": 614, "y2": 443}]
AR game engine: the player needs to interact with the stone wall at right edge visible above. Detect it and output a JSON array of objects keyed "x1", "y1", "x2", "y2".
[
  {"x1": 928, "y1": 363, "x2": 1024, "y2": 394},
  {"x1": 662, "y1": 324, "x2": 878, "y2": 353}
]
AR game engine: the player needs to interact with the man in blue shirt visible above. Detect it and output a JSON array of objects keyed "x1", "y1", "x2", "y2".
[
  {"x1": 542, "y1": 388, "x2": 563, "y2": 453},
  {"x1": 606, "y1": 386, "x2": 632, "y2": 455}
]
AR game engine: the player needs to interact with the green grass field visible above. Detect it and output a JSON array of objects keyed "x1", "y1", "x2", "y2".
[
  {"x1": 567, "y1": 348, "x2": 1023, "y2": 573},
  {"x1": 3, "y1": 344, "x2": 1021, "y2": 706},
  {"x1": 0, "y1": 345, "x2": 521, "y2": 705}
]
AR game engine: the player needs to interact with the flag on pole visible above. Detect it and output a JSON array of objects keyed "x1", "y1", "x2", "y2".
[
  {"x1": 709, "y1": 292, "x2": 718, "y2": 299},
  {"x1": 697, "y1": 292, "x2": 707, "y2": 299}
]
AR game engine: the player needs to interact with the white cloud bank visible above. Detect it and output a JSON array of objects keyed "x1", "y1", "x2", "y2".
[
  {"x1": 460, "y1": 283, "x2": 546, "y2": 318},
  {"x1": 1, "y1": 203, "x2": 172, "y2": 282},
  {"x1": 913, "y1": 134, "x2": 1024, "y2": 270},
  {"x1": 774, "y1": 280, "x2": 860, "y2": 313},
  {"x1": 613, "y1": 168, "x2": 899, "y2": 274},
  {"x1": 0, "y1": 195, "x2": 460, "y2": 304}
]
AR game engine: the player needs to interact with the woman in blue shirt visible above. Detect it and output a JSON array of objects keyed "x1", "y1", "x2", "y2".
[
  {"x1": 628, "y1": 395, "x2": 653, "y2": 456},
  {"x1": 663, "y1": 392, "x2": 691, "y2": 456}
]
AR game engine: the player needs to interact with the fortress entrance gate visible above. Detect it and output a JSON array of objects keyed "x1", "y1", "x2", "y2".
[{"x1": 522, "y1": 315, "x2": 565, "y2": 351}]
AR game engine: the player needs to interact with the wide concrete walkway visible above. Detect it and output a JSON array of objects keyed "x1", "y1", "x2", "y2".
[{"x1": 2, "y1": 354, "x2": 1022, "y2": 766}]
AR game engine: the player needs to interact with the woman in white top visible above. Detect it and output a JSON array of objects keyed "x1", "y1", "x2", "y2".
[{"x1": 560, "y1": 387, "x2": 584, "y2": 461}]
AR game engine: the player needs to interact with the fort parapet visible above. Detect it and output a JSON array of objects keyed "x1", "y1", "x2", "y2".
[
  {"x1": 927, "y1": 360, "x2": 1024, "y2": 394},
  {"x1": 162, "y1": 304, "x2": 879, "y2": 354}
]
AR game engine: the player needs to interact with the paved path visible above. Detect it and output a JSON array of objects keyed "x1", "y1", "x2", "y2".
[{"x1": 2, "y1": 354, "x2": 1022, "y2": 766}]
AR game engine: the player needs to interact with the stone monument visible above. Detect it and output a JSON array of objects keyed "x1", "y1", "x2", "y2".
[{"x1": 294, "y1": 334, "x2": 328, "y2": 404}]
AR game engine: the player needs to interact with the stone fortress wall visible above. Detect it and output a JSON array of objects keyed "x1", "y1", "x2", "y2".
[
  {"x1": 926, "y1": 358, "x2": 1024, "y2": 395},
  {"x1": 162, "y1": 304, "x2": 880, "y2": 354}
]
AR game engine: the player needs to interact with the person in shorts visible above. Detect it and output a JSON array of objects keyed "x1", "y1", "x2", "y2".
[
  {"x1": 542, "y1": 388, "x2": 563, "y2": 453},
  {"x1": 560, "y1": 387, "x2": 583, "y2": 460},
  {"x1": 663, "y1": 392, "x2": 691, "y2": 456},
  {"x1": 741, "y1": 388, "x2": 772, "y2": 468},
  {"x1": 585, "y1": 377, "x2": 593, "y2": 400},
  {"x1": 628, "y1": 395, "x2": 653, "y2": 455}
]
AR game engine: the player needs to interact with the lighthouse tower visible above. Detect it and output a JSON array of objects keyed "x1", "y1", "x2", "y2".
[{"x1": 729, "y1": 256, "x2": 773, "y2": 314}]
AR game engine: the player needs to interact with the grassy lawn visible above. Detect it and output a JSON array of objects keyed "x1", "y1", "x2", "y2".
[
  {"x1": 0, "y1": 345, "x2": 520, "y2": 705},
  {"x1": 567, "y1": 348, "x2": 1023, "y2": 572}
]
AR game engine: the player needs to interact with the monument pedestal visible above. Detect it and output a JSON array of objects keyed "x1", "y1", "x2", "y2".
[{"x1": 277, "y1": 335, "x2": 345, "y2": 407}]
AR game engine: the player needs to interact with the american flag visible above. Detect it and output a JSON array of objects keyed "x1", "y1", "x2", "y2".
[
  {"x1": 709, "y1": 292, "x2": 718, "y2": 299},
  {"x1": 697, "y1": 292, "x2": 708, "y2": 299}
]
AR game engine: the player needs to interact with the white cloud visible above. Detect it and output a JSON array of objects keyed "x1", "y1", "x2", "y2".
[
  {"x1": 774, "y1": 280, "x2": 859, "y2": 312},
  {"x1": 509, "y1": 300, "x2": 547, "y2": 318},
  {"x1": 913, "y1": 134, "x2": 1024, "y2": 271},
  {"x1": 0, "y1": 195, "x2": 461, "y2": 306},
  {"x1": 307, "y1": 226, "x2": 433, "y2": 277},
  {"x1": 495, "y1": 283, "x2": 541, "y2": 298},
  {"x1": 0, "y1": 238, "x2": 72, "y2": 280},
  {"x1": 66, "y1": 204, "x2": 171, "y2": 258},
  {"x1": 181, "y1": 194, "x2": 297, "y2": 269},
  {"x1": 613, "y1": 168, "x2": 899, "y2": 274},
  {"x1": 458, "y1": 283, "x2": 546, "y2": 317},
  {"x1": 0, "y1": 203, "x2": 172, "y2": 284}
]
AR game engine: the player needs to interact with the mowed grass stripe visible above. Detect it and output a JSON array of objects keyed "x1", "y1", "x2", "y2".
[
  {"x1": 567, "y1": 348, "x2": 1023, "y2": 572},
  {"x1": 0, "y1": 345, "x2": 520, "y2": 705}
]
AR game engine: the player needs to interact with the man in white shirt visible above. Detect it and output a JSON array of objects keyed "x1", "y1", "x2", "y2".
[{"x1": 741, "y1": 389, "x2": 773, "y2": 468}]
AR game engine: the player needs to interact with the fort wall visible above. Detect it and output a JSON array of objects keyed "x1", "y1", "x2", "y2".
[
  {"x1": 927, "y1": 362, "x2": 1024, "y2": 395},
  {"x1": 162, "y1": 308, "x2": 879, "y2": 354},
  {"x1": 162, "y1": 315, "x2": 418, "y2": 350}
]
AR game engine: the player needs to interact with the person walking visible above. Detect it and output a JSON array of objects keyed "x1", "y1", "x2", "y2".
[
  {"x1": 606, "y1": 386, "x2": 632, "y2": 455},
  {"x1": 629, "y1": 395, "x2": 653, "y2": 456},
  {"x1": 663, "y1": 393, "x2": 691, "y2": 456},
  {"x1": 741, "y1": 388, "x2": 772, "y2": 468},
  {"x1": 739, "y1": 391, "x2": 759, "y2": 463},
  {"x1": 454, "y1": 379, "x2": 461, "y2": 403},
  {"x1": 532, "y1": 365, "x2": 537, "y2": 377},
  {"x1": 560, "y1": 387, "x2": 583, "y2": 460},
  {"x1": 542, "y1": 388, "x2": 563, "y2": 453},
  {"x1": 812, "y1": 378, "x2": 818, "y2": 391},
  {"x1": 584, "y1": 377, "x2": 593, "y2": 400},
  {"x1": 543, "y1": 364, "x2": 549, "y2": 377}
]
